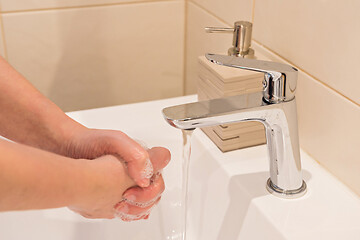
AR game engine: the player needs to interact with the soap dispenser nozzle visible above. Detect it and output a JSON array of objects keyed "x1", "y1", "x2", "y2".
[{"x1": 205, "y1": 21, "x2": 254, "y2": 58}]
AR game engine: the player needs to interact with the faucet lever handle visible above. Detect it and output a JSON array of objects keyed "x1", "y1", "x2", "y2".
[{"x1": 205, "y1": 53, "x2": 298, "y2": 103}]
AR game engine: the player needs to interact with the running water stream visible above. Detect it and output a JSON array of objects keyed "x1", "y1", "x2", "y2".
[{"x1": 180, "y1": 129, "x2": 194, "y2": 240}]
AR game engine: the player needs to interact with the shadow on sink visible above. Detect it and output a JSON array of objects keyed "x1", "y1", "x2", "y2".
[{"x1": 218, "y1": 172, "x2": 283, "y2": 240}]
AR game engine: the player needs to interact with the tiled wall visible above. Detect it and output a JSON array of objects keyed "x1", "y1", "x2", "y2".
[
  {"x1": 185, "y1": 0, "x2": 360, "y2": 196},
  {"x1": 0, "y1": 0, "x2": 184, "y2": 111},
  {"x1": 0, "y1": 0, "x2": 165, "y2": 11}
]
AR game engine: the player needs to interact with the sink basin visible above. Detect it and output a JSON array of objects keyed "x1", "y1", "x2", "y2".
[{"x1": 1, "y1": 95, "x2": 360, "y2": 240}]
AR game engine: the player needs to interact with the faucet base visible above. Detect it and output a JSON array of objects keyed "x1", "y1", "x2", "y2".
[{"x1": 266, "y1": 178, "x2": 307, "y2": 199}]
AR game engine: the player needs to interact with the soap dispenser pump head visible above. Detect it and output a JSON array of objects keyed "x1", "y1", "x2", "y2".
[{"x1": 205, "y1": 21, "x2": 254, "y2": 58}]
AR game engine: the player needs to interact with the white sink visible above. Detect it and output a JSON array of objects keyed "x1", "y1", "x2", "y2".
[{"x1": 1, "y1": 95, "x2": 360, "y2": 240}]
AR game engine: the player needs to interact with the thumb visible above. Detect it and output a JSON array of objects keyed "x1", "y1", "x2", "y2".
[{"x1": 110, "y1": 132, "x2": 153, "y2": 187}]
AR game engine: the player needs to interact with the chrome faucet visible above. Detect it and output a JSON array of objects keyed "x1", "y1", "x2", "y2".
[{"x1": 162, "y1": 54, "x2": 307, "y2": 198}]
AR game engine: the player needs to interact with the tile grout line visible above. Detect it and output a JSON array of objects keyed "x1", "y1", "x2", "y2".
[
  {"x1": 253, "y1": 39, "x2": 360, "y2": 108},
  {"x1": 0, "y1": 13, "x2": 8, "y2": 60},
  {"x1": 182, "y1": 0, "x2": 188, "y2": 96},
  {"x1": 0, "y1": 0, "x2": 174, "y2": 14},
  {"x1": 188, "y1": 0, "x2": 232, "y2": 27}
]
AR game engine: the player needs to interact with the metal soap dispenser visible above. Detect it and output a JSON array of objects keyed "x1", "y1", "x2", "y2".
[{"x1": 205, "y1": 21, "x2": 255, "y2": 58}]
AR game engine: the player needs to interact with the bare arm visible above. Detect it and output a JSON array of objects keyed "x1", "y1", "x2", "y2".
[
  {"x1": 0, "y1": 56, "x2": 153, "y2": 187},
  {"x1": 0, "y1": 138, "x2": 134, "y2": 217},
  {"x1": 0, "y1": 56, "x2": 83, "y2": 153}
]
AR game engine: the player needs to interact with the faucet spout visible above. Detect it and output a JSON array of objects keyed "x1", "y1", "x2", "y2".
[
  {"x1": 163, "y1": 92, "x2": 265, "y2": 130},
  {"x1": 163, "y1": 54, "x2": 307, "y2": 198}
]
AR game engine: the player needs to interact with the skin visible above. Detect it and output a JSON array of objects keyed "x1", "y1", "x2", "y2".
[
  {"x1": 0, "y1": 139, "x2": 134, "y2": 217},
  {"x1": 0, "y1": 56, "x2": 170, "y2": 220}
]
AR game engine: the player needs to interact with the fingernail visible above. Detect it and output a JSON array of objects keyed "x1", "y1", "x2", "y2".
[
  {"x1": 116, "y1": 204, "x2": 129, "y2": 214},
  {"x1": 123, "y1": 194, "x2": 136, "y2": 202},
  {"x1": 150, "y1": 172, "x2": 161, "y2": 183}
]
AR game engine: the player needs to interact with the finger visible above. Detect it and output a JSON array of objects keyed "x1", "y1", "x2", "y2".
[
  {"x1": 123, "y1": 173, "x2": 165, "y2": 205},
  {"x1": 109, "y1": 131, "x2": 152, "y2": 187},
  {"x1": 117, "y1": 213, "x2": 148, "y2": 222},
  {"x1": 148, "y1": 147, "x2": 171, "y2": 173},
  {"x1": 115, "y1": 197, "x2": 161, "y2": 220}
]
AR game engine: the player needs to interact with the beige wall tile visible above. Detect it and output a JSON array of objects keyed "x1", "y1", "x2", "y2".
[
  {"x1": 297, "y1": 70, "x2": 360, "y2": 196},
  {"x1": 3, "y1": 1, "x2": 184, "y2": 111},
  {"x1": 253, "y1": 0, "x2": 360, "y2": 105},
  {"x1": 0, "y1": 0, "x2": 168, "y2": 12},
  {"x1": 253, "y1": 42, "x2": 360, "y2": 196},
  {"x1": 190, "y1": 0, "x2": 253, "y2": 25},
  {"x1": 185, "y1": 2, "x2": 233, "y2": 94}
]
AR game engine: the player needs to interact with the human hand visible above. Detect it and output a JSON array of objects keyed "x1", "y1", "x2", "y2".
[
  {"x1": 115, "y1": 147, "x2": 170, "y2": 221},
  {"x1": 64, "y1": 128, "x2": 155, "y2": 188},
  {"x1": 68, "y1": 155, "x2": 136, "y2": 219},
  {"x1": 69, "y1": 147, "x2": 170, "y2": 220}
]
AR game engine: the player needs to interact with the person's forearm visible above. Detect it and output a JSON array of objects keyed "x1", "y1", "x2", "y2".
[
  {"x1": 0, "y1": 139, "x2": 98, "y2": 211},
  {"x1": 0, "y1": 56, "x2": 85, "y2": 154}
]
